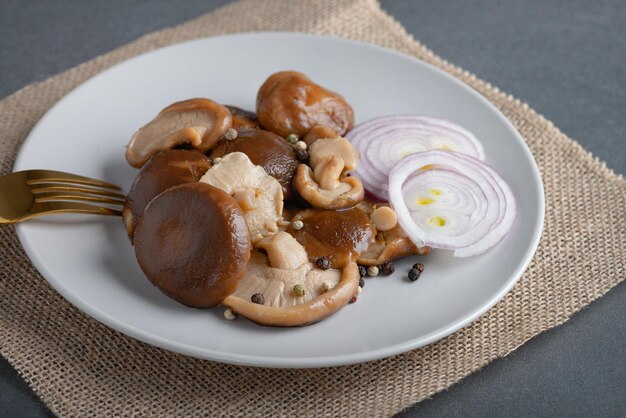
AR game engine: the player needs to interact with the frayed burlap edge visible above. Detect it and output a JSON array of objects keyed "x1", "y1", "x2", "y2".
[{"x1": 0, "y1": 0, "x2": 625, "y2": 416}]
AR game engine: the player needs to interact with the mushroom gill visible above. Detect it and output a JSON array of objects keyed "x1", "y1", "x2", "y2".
[
  {"x1": 199, "y1": 152, "x2": 283, "y2": 243},
  {"x1": 222, "y1": 249, "x2": 359, "y2": 327}
]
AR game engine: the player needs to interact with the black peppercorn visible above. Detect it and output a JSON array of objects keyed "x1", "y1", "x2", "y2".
[
  {"x1": 251, "y1": 293, "x2": 265, "y2": 305},
  {"x1": 316, "y1": 256, "x2": 331, "y2": 270},
  {"x1": 358, "y1": 265, "x2": 367, "y2": 278},
  {"x1": 412, "y1": 262, "x2": 425, "y2": 272},
  {"x1": 359, "y1": 277, "x2": 365, "y2": 288},
  {"x1": 380, "y1": 261, "x2": 395, "y2": 275},
  {"x1": 296, "y1": 149, "x2": 309, "y2": 161},
  {"x1": 408, "y1": 268, "x2": 421, "y2": 282}
]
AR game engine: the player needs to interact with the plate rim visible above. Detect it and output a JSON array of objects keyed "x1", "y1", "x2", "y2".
[{"x1": 14, "y1": 32, "x2": 545, "y2": 368}]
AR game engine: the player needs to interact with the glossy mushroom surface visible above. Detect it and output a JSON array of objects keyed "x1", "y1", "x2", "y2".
[
  {"x1": 209, "y1": 129, "x2": 299, "y2": 199},
  {"x1": 255, "y1": 232, "x2": 309, "y2": 270},
  {"x1": 308, "y1": 137, "x2": 359, "y2": 171},
  {"x1": 293, "y1": 135, "x2": 364, "y2": 209},
  {"x1": 293, "y1": 160, "x2": 364, "y2": 209},
  {"x1": 123, "y1": 149, "x2": 211, "y2": 240},
  {"x1": 302, "y1": 125, "x2": 339, "y2": 147},
  {"x1": 126, "y1": 98, "x2": 232, "y2": 168},
  {"x1": 288, "y1": 208, "x2": 375, "y2": 268},
  {"x1": 134, "y1": 182, "x2": 250, "y2": 308},
  {"x1": 256, "y1": 71, "x2": 354, "y2": 137},
  {"x1": 225, "y1": 105, "x2": 259, "y2": 130},
  {"x1": 356, "y1": 200, "x2": 432, "y2": 265},
  {"x1": 122, "y1": 71, "x2": 436, "y2": 327},
  {"x1": 358, "y1": 226, "x2": 432, "y2": 266}
]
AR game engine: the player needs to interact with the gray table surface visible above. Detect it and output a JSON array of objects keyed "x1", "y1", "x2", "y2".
[{"x1": 1, "y1": 1, "x2": 625, "y2": 417}]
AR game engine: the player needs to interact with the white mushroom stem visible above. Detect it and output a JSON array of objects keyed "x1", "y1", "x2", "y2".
[
  {"x1": 309, "y1": 137, "x2": 359, "y2": 171},
  {"x1": 313, "y1": 155, "x2": 344, "y2": 190},
  {"x1": 293, "y1": 135, "x2": 364, "y2": 209},
  {"x1": 255, "y1": 232, "x2": 308, "y2": 270},
  {"x1": 232, "y1": 188, "x2": 260, "y2": 211},
  {"x1": 293, "y1": 164, "x2": 364, "y2": 210}
]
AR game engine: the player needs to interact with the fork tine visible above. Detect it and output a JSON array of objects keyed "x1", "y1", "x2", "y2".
[
  {"x1": 31, "y1": 185, "x2": 126, "y2": 200},
  {"x1": 35, "y1": 193, "x2": 125, "y2": 206},
  {"x1": 23, "y1": 169, "x2": 121, "y2": 190},
  {"x1": 34, "y1": 201, "x2": 122, "y2": 217}
]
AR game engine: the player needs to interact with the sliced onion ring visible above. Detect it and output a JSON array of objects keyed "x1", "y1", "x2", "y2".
[
  {"x1": 347, "y1": 115, "x2": 485, "y2": 200},
  {"x1": 388, "y1": 150, "x2": 515, "y2": 257}
]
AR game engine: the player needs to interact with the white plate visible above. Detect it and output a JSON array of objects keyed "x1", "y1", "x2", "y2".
[{"x1": 14, "y1": 33, "x2": 544, "y2": 368}]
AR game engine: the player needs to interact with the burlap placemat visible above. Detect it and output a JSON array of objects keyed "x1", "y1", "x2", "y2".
[{"x1": 1, "y1": 0, "x2": 625, "y2": 416}]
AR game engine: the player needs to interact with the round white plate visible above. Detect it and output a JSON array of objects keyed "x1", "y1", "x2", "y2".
[{"x1": 14, "y1": 33, "x2": 544, "y2": 368}]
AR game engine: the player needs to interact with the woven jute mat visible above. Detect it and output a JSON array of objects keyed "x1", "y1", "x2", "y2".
[{"x1": 1, "y1": 0, "x2": 625, "y2": 416}]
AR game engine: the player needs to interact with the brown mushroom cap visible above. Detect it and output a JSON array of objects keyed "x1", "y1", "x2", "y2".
[
  {"x1": 222, "y1": 251, "x2": 359, "y2": 327},
  {"x1": 224, "y1": 105, "x2": 259, "y2": 130},
  {"x1": 126, "y1": 98, "x2": 232, "y2": 168},
  {"x1": 209, "y1": 129, "x2": 299, "y2": 199},
  {"x1": 134, "y1": 182, "x2": 250, "y2": 308},
  {"x1": 123, "y1": 149, "x2": 211, "y2": 240},
  {"x1": 288, "y1": 208, "x2": 375, "y2": 268},
  {"x1": 256, "y1": 71, "x2": 354, "y2": 137}
]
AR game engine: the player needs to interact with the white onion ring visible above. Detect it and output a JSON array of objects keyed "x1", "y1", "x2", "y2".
[
  {"x1": 347, "y1": 115, "x2": 485, "y2": 200},
  {"x1": 388, "y1": 150, "x2": 515, "y2": 257}
]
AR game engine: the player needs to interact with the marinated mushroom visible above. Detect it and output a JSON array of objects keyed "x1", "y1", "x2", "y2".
[
  {"x1": 122, "y1": 73, "x2": 440, "y2": 327},
  {"x1": 222, "y1": 247, "x2": 360, "y2": 327},
  {"x1": 294, "y1": 160, "x2": 364, "y2": 209},
  {"x1": 358, "y1": 227, "x2": 431, "y2": 266},
  {"x1": 302, "y1": 125, "x2": 339, "y2": 147},
  {"x1": 356, "y1": 200, "x2": 431, "y2": 265},
  {"x1": 126, "y1": 98, "x2": 232, "y2": 168},
  {"x1": 123, "y1": 149, "x2": 211, "y2": 240},
  {"x1": 288, "y1": 209, "x2": 375, "y2": 268},
  {"x1": 293, "y1": 136, "x2": 364, "y2": 209},
  {"x1": 134, "y1": 182, "x2": 250, "y2": 308},
  {"x1": 308, "y1": 136, "x2": 359, "y2": 171},
  {"x1": 209, "y1": 129, "x2": 299, "y2": 199},
  {"x1": 225, "y1": 105, "x2": 259, "y2": 130},
  {"x1": 256, "y1": 71, "x2": 355, "y2": 137},
  {"x1": 256, "y1": 232, "x2": 309, "y2": 270},
  {"x1": 199, "y1": 152, "x2": 283, "y2": 242}
]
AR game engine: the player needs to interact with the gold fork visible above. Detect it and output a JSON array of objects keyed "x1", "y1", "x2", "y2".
[{"x1": 0, "y1": 170, "x2": 125, "y2": 224}]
